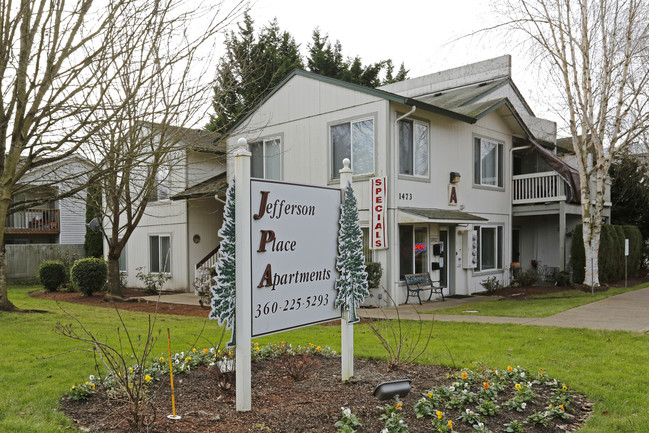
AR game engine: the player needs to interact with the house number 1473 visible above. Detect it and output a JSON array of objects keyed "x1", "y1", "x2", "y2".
[{"x1": 398, "y1": 192, "x2": 413, "y2": 200}]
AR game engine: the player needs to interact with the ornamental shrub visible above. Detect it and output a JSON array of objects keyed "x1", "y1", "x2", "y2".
[
  {"x1": 38, "y1": 260, "x2": 66, "y2": 292},
  {"x1": 365, "y1": 262, "x2": 383, "y2": 289},
  {"x1": 71, "y1": 258, "x2": 108, "y2": 296},
  {"x1": 570, "y1": 224, "x2": 585, "y2": 284},
  {"x1": 622, "y1": 225, "x2": 643, "y2": 275}
]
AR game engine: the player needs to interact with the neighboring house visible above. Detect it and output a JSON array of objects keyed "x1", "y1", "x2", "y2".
[
  {"x1": 5, "y1": 156, "x2": 89, "y2": 280},
  {"x1": 114, "y1": 126, "x2": 227, "y2": 292},
  {"x1": 223, "y1": 55, "x2": 610, "y2": 304}
]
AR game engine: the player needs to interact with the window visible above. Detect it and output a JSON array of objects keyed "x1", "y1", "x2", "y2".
[
  {"x1": 118, "y1": 243, "x2": 127, "y2": 273},
  {"x1": 251, "y1": 137, "x2": 281, "y2": 180},
  {"x1": 399, "y1": 119, "x2": 429, "y2": 176},
  {"x1": 474, "y1": 137, "x2": 504, "y2": 187},
  {"x1": 150, "y1": 235, "x2": 171, "y2": 273},
  {"x1": 331, "y1": 118, "x2": 374, "y2": 178},
  {"x1": 361, "y1": 227, "x2": 372, "y2": 263},
  {"x1": 150, "y1": 165, "x2": 170, "y2": 201},
  {"x1": 475, "y1": 225, "x2": 503, "y2": 271},
  {"x1": 398, "y1": 225, "x2": 428, "y2": 279}
]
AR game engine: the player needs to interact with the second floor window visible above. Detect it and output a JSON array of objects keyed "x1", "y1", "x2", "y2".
[
  {"x1": 399, "y1": 119, "x2": 429, "y2": 176},
  {"x1": 474, "y1": 137, "x2": 504, "y2": 187},
  {"x1": 251, "y1": 137, "x2": 281, "y2": 180},
  {"x1": 150, "y1": 164, "x2": 170, "y2": 202},
  {"x1": 331, "y1": 118, "x2": 374, "y2": 178}
]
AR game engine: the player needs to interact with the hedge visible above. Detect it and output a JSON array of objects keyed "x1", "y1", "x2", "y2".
[{"x1": 571, "y1": 223, "x2": 643, "y2": 284}]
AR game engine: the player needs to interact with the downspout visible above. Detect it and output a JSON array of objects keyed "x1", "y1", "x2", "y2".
[
  {"x1": 388, "y1": 105, "x2": 416, "y2": 305},
  {"x1": 509, "y1": 145, "x2": 531, "y2": 286}
]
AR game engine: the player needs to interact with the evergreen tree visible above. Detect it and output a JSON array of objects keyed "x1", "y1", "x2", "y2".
[
  {"x1": 207, "y1": 13, "x2": 303, "y2": 132},
  {"x1": 210, "y1": 179, "x2": 236, "y2": 345},
  {"x1": 334, "y1": 182, "x2": 369, "y2": 323},
  {"x1": 84, "y1": 184, "x2": 103, "y2": 258}
]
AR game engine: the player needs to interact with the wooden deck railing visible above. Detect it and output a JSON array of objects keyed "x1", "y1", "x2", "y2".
[
  {"x1": 512, "y1": 171, "x2": 568, "y2": 205},
  {"x1": 5, "y1": 208, "x2": 60, "y2": 233}
]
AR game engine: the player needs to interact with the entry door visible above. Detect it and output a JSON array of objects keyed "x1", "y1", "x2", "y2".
[{"x1": 439, "y1": 230, "x2": 449, "y2": 287}]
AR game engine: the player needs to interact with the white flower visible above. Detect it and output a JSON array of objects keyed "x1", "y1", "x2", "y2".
[
  {"x1": 399, "y1": 420, "x2": 404, "y2": 424},
  {"x1": 522, "y1": 402, "x2": 527, "y2": 409},
  {"x1": 520, "y1": 372, "x2": 526, "y2": 378},
  {"x1": 381, "y1": 429, "x2": 388, "y2": 433},
  {"x1": 342, "y1": 408, "x2": 351, "y2": 417},
  {"x1": 449, "y1": 386, "x2": 455, "y2": 391}
]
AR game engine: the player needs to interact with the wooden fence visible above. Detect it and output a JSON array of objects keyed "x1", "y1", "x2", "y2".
[{"x1": 6, "y1": 244, "x2": 85, "y2": 281}]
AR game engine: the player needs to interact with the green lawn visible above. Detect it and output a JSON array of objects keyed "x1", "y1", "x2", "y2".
[
  {"x1": 2, "y1": 286, "x2": 649, "y2": 432},
  {"x1": 428, "y1": 283, "x2": 649, "y2": 318}
]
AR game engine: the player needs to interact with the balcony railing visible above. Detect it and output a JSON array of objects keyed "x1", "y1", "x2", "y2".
[
  {"x1": 512, "y1": 171, "x2": 568, "y2": 205},
  {"x1": 5, "y1": 208, "x2": 60, "y2": 234}
]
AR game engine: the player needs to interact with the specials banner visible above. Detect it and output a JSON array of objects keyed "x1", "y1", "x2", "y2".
[
  {"x1": 250, "y1": 179, "x2": 341, "y2": 337},
  {"x1": 370, "y1": 177, "x2": 388, "y2": 249}
]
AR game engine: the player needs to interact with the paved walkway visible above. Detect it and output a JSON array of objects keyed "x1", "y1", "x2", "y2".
[{"x1": 141, "y1": 287, "x2": 649, "y2": 332}]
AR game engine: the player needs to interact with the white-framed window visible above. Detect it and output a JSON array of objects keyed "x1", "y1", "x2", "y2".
[
  {"x1": 250, "y1": 137, "x2": 281, "y2": 180},
  {"x1": 361, "y1": 227, "x2": 372, "y2": 263},
  {"x1": 331, "y1": 118, "x2": 374, "y2": 178},
  {"x1": 149, "y1": 235, "x2": 171, "y2": 273},
  {"x1": 399, "y1": 119, "x2": 429, "y2": 176},
  {"x1": 475, "y1": 225, "x2": 503, "y2": 271},
  {"x1": 398, "y1": 225, "x2": 428, "y2": 279},
  {"x1": 474, "y1": 136, "x2": 504, "y2": 187},
  {"x1": 150, "y1": 164, "x2": 170, "y2": 201}
]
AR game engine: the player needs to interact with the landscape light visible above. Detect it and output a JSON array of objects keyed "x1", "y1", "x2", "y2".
[{"x1": 373, "y1": 379, "x2": 411, "y2": 401}]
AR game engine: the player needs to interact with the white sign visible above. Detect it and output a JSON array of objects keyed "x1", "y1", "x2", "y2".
[
  {"x1": 370, "y1": 177, "x2": 388, "y2": 249},
  {"x1": 250, "y1": 179, "x2": 341, "y2": 337},
  {"x1": 625, "y1": 238, "x2": 629, "y2": 256}
]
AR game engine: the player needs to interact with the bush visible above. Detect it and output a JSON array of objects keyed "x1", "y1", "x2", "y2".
[
  {"x1": 365, "y1": 262, "x2": 382, "y2": 289},
  {"x1": 513, "y1": 268, "x2": 539, "y2": 287},
  {"x1": 623, "y1": 225, "x2": 643, "y2": 276},
  {"x1": 480, "y1": 276, "x2": 502, "y2": 294},
  {"x1": 70, "y1": 258, "x2": 108, "y2": 296},
  {"x1": 570, "y1": 225, "x2": 585, "y2": 284},
  {"x1": 38, "y1": 260, "x2": 66, "y2": 292}
]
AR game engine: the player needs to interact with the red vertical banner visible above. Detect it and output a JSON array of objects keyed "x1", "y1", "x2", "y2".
[{"x1": 370, "y1": 177, "x2": 388, "y2": 250}]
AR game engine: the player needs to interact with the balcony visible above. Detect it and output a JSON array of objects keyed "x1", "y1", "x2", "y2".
[
  {"x1": 512, "y1": 171, "x2": 568, "y2": 205},
  {"x1": 5, "y1": 208, "x2": 60, "y2": 234}
]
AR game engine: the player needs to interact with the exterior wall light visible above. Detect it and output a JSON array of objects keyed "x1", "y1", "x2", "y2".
[
  {"x1": 450, "y1": 172, "x2": 461, "y2": 183},
  {"x1": 373, "y1": 379, "x2": 412, "y2": 401}
]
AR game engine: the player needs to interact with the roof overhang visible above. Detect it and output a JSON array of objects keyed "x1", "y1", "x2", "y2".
[
  {"x1": 171, "y1": 172, "x2": 227, "y2": 201},
  {"x1": 398, "y1": 208, "x2": 488, "y2": 224}
]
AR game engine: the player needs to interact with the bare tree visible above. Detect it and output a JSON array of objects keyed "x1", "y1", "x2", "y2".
[
  {"x1": 78, "y1": 1, "x2": 243, "y2": 299},
  {"x1": 0, "y1": 0, "x2": 245, "y2": 311},
  {"x1": 502, "y1": 0, "x2": 649, "y2": 286}
]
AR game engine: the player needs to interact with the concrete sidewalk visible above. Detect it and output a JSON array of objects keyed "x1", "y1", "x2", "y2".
[{"x1": 141, "y1": 287, "x2": 649, "y2": 332}]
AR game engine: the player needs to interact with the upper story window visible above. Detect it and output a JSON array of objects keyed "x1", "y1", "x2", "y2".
[
  {"x1": 331, "y1": 118, "x2": 374, "y2": 179},
  {"x1": 399, "y1": 119, "x2": 429, "y2": 177},
  {"x1": 150, "y1": 164, "x2": 170, "y2": 202},
  {"x1": 474, "y1": 137, "x2": 504, "y2": 187},
  {"x1": 251, "y1": 137, "x2": 281, "y2": 180}
]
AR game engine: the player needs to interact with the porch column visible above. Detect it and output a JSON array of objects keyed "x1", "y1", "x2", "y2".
[{"x1": 559, "y1": 201, "x2": 566, "y2": 271}]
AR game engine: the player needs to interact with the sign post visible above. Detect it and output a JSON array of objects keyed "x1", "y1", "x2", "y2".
[
  {"x1": 339, "y1": 160, "x2": 354, "y2": 381},
  {"x1": 625, "y1": 238, "x2": 629, "y2": 288},
  {"x1": 234, "y1": 138, "x2": 252, "y2": 412}
]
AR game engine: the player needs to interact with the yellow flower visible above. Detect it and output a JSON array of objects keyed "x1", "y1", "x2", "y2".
[
  {"x1": 91, "y1": 383, "x2": 95, "y2": 390},
  {"x1": 192, "y1": 348, "x2": 197, "y2": 352},
  {"x1": 507, "y1": 365, "x2": 513, "y2": 372},
  {"x1": 515, "y1": 383, "x2": 522, "y2": 391},
  {"x1": 436, "y1": 410, "x2": 443, "y2": 419},
  {"x1": 428, "y1": 392, "x2": 433, "y2": 398},
  {"x1": 144, "y1": 375, "x2": 152, "y2": 383},
  {"x1": 159, "y1": 357, "x2": 164, "y2": 362},
  {"x1": 562, "y1": 385, "x2": 568, "y2": 391},
  {"x1": 316, "y1": 346, "x2": 322, "y2": 351},
  {"x1": 549, "y1": 404, "x2": 553, "y2": 409},
  {"x1": 395, "y1": 402, "x2": 402, "y2": 409},
  {"x1": 118, "y1": 371, "x2": 122, "y2": 376},
  {"x1": 448, "y1": 419, "x2": 454, "y2": 430},
  {"x1": 185, "y1": 357, "x2": 191, "y2": 362},
  {"x1": 71, "y1": 385, "x2": 76, "y2": 390},
  {"x1": 483, "y1": 382, "x2": 490, "y2": 390},
  {"x1": 129, "y1": 367, "x2": 133, "y2": 373},
  {"x1": 461, "y1": 372, "x2": 468, "y2": 380},
  {"x1": 539, "y1": 368, "x2": 544, "y2": 372},
  {"x1": 559, "y1": 404, "x2": 565, "y2": 411}
]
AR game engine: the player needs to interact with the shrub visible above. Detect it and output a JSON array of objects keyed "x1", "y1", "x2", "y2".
[
  {"x1": 70, "y1": 258, "x2": 108, "y2": 296},
  {"x1": 513, "y1": 268, "x2": 539, "y2": 287},
  {"x1": 38, "y1": 260, "x2": 66, "y2": 291},
  {"x1": 570, "y1": 224, "x2": 585, "y2": 284},
  {"x1": 622, "y1": 225, "x2": 643, "y2": 275},
  {"x1": 365, "y1": 262, "x2": 382, "y2": 289},
  {"x1": 480, "y1": 276, "x2": 502, "y2": 294}
]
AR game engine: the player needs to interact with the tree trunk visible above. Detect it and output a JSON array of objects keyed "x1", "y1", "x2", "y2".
[
  {"x1": 0, "y1": 192, "x2": 17, "y2": 311},
  {"x1": 106, "y1": 254, "x2": 124, "y2": 299}
]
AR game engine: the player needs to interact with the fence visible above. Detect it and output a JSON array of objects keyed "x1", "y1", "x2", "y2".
[{"x1": 5, "y1": 244, "x2": 85, "y2": 281}]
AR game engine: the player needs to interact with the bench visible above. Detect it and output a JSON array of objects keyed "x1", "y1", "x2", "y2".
[{"x1": 404, "y1": 273, "x2": 445, "y2": 304}]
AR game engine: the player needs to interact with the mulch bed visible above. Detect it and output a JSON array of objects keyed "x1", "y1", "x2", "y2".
[{"x1": 61, "y1": 357, "x2": 592, "y2": 433}]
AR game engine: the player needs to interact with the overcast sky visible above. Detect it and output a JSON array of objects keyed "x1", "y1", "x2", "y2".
[{"x1": 238, "y1": 0, "x2": 561, "y2": 127}]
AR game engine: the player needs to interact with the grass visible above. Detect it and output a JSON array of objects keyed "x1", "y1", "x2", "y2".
[
  {"x1": 427, "y1": 282, "x2": 649, "y2": 318},
  {"x1": 2, "y1": 285, "x2": 649, "y2": 432}
]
